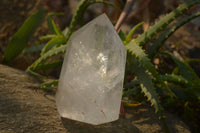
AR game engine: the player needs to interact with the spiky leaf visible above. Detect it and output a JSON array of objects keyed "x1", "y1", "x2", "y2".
[
  {"x1": 126, "y1": 40, "x2": 175, "y2": 96},
  {"x1": 149, "y1": 11, "x2": 200, "y2": 58},
  {"x1": 47, "y1": 12, "x2": 64, "y2": 35},
  {"x1": 41, "y1": 35, "x2": 66, "y2": 55},
  {"x1": 135, "y1": 0, "x2": 200, "y2": 46},
  {"x1": 28, "y1": 45, "x2": 67, "y2": 71},
  {"x1": 164, "y1": 52, "x2": 200, "y2": 82}
]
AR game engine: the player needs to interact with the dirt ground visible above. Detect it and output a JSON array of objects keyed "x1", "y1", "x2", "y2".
[{"x1": 0, "y1": 64, "x2": 191, "y2": 133}]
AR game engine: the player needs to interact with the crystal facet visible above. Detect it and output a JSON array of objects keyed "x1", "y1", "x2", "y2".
[{"x1": 56, "y1": 14, "x2": 127, "y2": 125}]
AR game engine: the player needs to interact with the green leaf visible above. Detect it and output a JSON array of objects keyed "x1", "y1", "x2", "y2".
[
  {"x1": 134, "y1": 59, "x2": 170, "y2": 132},
  {"x1": 39, "y1": 34, "x2": 57, "y2": 41},
  {"x1": 149, "y1": 11, "x2": 200, "y2": 58},
  {"x1": 124, "y1": 79, "x2": 139, "y2": 89},
  {"x1": 33, "y1": 59, "x2": 63, "y2": 71},
  {"x1": 135, "y1": 62, "x2": 162, "y2": 113},
  {"x1": 126, "y1": 40, "x2": 162, "y2": 79},
  {"x1": 164, "y1": 52, "x2": 200, "y2": 82},
  {"x1": 23, "y1": 44, "x2": 45, "y2": 54},
  {"x1": 62, "y1": 27, "x2": 69, "y2": 36},
  {"x1": 184, "y1": 58, "x2": 200, "y2": 64},
  {"x1": 26, "y1": 69, "x2": 46, "y2": 80},
  {"x1": 118, "y1": 30, "x2": 126, "y2": 42},
  {"x1": 135, "y1": 0, "x2": 200, "y2": 46},
  {"x1": 62, "y1": 0, "x2": 89, "y2": 46},
  {"x1": 126, "y1": 22, "x2": 144, "y2": 42},
  {"x1": 173, "y1": 58, "x2": 200, "y2": 75},
  {"x1": 159, "y1": 74, "x2": 189, "y2": 86},
  {"x1": 28, "y1": 45, "x2": 67, "y2": 71},
  {"x1": 131, "y1": 58, "x2": 169, "y2": 131},
  {"x1": 47, "y1": 12, "x2": 64, "y2": 35},
  {"x1": 41, "y1": 79, "x2": 58, "y2": 91},
  {"x1": 159, "y1": 74, "x2": 200, "y2": 101},
  {"x1": 126, "y1": 40, "x2": 175, "y2": 97},
  {"x1": 41, "y1": 35, "x2": 66, "y2": 55},
  {"x1": 123, "y1": 87, "x2": 140, "y2": 97},
  {"x1": 3, "y1": 9, "x2": 45, "y2": 63}
]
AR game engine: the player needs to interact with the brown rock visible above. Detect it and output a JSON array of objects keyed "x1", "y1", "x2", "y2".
[{"x1": 0, "y1": 64, "x2": 191, "y2": 133}]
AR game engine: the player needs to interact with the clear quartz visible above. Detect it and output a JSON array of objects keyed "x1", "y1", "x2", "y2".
[{"x1": 56, "y1": 14, "x2": 127, "y2": 125}]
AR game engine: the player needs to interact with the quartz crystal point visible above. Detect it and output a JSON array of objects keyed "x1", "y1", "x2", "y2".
[{"x1": 56, "y1": 14, "x2": 127, "y2": 125}]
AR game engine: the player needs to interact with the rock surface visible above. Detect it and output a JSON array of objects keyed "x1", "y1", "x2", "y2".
[{"x1": 0, "y1": 64, "x2": 191, "y2": 133}]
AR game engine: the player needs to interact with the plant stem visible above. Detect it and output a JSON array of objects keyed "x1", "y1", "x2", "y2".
[{"x1": 114, "y1": 0, "x2": 134, "y2": 33}]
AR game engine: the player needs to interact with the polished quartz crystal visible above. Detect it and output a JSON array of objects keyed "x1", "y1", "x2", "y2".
[{"x1": 56, "y1": 14, "x2": 127, "y2": 125}]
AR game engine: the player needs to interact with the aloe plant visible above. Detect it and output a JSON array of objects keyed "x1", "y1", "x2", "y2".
[
  {"x1": 3, "y1": 0, "x2": 200, "y2": 132},
  {"x1": 28, "y1": 1, "x2": 200, "y2": 131}
]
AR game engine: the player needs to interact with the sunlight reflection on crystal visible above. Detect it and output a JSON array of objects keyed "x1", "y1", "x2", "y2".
[{"x1": 97, "y1": 53, "x2": 108, "y2": 78}]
